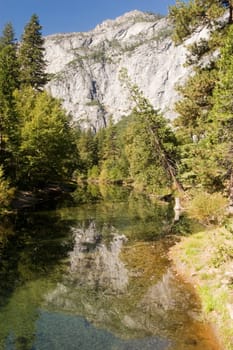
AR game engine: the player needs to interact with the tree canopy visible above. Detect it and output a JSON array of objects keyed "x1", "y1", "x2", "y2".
[
  {"x1": 1, "y1": 6, "x2": 233, "y2": 207},
  {"x1": 0, "y1": 16, "x2": 78, "y2": 192},
  {"x1": 169, "y1": 0, "x2": 231, "y2": 44},
  {"x1": 14, "y1": 88, "x2": 77, "y2": 186},
  {"x1": 18, "y1": 14, "x2": 48, "y2": 90}
]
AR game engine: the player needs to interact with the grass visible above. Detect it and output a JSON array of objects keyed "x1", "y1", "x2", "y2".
[{"x1": 169, "y1": 220, "x2": 233, "y2": 349}]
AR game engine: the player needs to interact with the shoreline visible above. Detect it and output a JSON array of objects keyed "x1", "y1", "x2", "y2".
[{"x1": 169, "y1": 222, "x2": 233, "y2": 350}]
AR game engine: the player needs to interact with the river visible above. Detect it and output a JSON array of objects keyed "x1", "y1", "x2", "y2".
[{"x1": 0, "y1": 185, "x2": 220, "y2": 349}]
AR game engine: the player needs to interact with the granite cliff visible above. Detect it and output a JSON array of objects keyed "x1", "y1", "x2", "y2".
[{"x1": 44, "y1": 10, "x2": 193, "y2": 129}]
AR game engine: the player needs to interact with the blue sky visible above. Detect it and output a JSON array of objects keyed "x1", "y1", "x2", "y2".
[{"x1": 0, "y1": 0, "x2": 177, "y2": 39}]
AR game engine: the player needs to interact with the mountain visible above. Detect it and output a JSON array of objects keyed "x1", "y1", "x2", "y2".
[{"x1": 44, "y1": 10, "x2": 193, "y2": 129}]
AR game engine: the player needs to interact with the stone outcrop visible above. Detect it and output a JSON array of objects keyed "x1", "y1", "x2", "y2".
[{"x1": 44, "y1": 10, "x2": 190, "y2": 129}]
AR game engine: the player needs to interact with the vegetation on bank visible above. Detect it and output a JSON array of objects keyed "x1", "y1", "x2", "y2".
[
  {"x1": 0, "y1": 15, "x2": 78, "y2": 211},
  {"x1": 170, "y1": 220, "x2": 233, "y2": 350},
  {"x1": 167, "y1": 2, "x2": 233, "y2": 348}
]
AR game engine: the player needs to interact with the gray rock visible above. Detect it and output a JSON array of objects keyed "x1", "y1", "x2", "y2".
[{"x1": 44, "y1": 10, "x2": 207, "y2": 129}]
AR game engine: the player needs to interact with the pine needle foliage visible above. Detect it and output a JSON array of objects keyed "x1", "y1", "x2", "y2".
[{"x1": 18, "y1": 14, "x2": 48, "y2": 90}]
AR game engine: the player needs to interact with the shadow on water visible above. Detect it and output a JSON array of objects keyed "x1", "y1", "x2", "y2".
[
  {"x1": 0, "y1": 185, "x2": 220, "y2": 350},
  {"x1": 0, "y1": 213, "x2": 74, "y2": 304}
]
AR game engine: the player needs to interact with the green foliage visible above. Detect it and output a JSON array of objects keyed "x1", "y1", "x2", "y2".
[
  {"x1": 14, "y1": 88, "x2": 77, "y2": 187},
  {"x1": 0, "y1": 166, "x2": 15, "y2": 210},
  {"x1": 0, "y1": 46, "x2": 19, "y2": 104},
  {"x1": 172, "y1": 1, "x2": 233, "y2": 192},
  {"x1": 75, "y1": 128, "x2": 98, "y2": 177},
  {"x1": 211, "y1": 243, "x2": 233, "y2": 267},
  {"x1": 94, "y1": 117, "x2": 129, "y2": 184},
  {"x1": 198, "y1": 285, "x2": 216, "y2": 313},
  {"x1": 210, "y1": 24, "x2": 233, "y2": 144},
  {"x1": 119, "y1": 68, "x2": 181, "y2": 193},
  {"x1": 188, "y1": 24, "x2": 233, "y2": 191},
  {"x1": 18, "y1": 14, "x2": 48, "y2": 90},
  {"x1": 178, "y1": 140, "x2": 228, "y2": 190},
  {"x1": 99, "y1": 118, "x2": 119, "y2": 161},
  {"x1": 174, "y1": 68, "x2": 217, "y2": 138},
  {"x1": 87, "y1": 165, "x2": 100, "y2": 180},
  {"x1": 99, "y1": 159, "x2": 124, "y2": 183},
  {"x1": 169, "y1": 0, "x2": 196, "y2": 44},
  {"x1": 124, "y1": 115, "x2": 170, "y2": 193},
  {"x1": 169, "y1": 0, "x2": 226, "y2": 44},
  {"x1": 0, "y1": 24, "x2": 19, "y2": 178},
  {"x1": 187, "y1": 191, "x2": 227, "y2": 225},
  {"x1": 0, "y1": 23, "x2": 18, "y2": 107},
  {"x1": 89, "y1": 49, "x2": 106, "y2": 62},
  {"x1": 0, "y1": 22, "x2": 15, "y2": 49},
  {"x1": 185, "y1": 39, "x2": 210, "y2": 66},
  {"x1": 2, "y1": 6, "x2": 233, "y2": 210}
]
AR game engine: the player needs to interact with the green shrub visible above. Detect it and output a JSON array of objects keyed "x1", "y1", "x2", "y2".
[
  {"x1": 187, "y1": 191, "x2": 227, "y2": 225},
  {"x1": 87, "y1": 165, "x2": 100, "y2": 181},
  {"x1": 99, "y1": 160, "x2": 124, "y2": 183},
  {"x1": 0, "y1": 166, "x2": 15, "y2": 211}
]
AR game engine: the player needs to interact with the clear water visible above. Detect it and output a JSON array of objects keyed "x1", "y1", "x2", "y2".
[{"x1": 0, "y1": 186, "x2": 220, "y2": 350}]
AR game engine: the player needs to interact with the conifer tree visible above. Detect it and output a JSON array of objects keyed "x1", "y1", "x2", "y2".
[
  {"x1": 97, "y1": 118, "x2": 127, "y2": 183},
  {"x1": 208, "y1": 24, "x2": 233, "y2": 196},
  {"x1": 169, "y1": 1, "x2": 233, "y2": 191},
  {"x1": 169, "y1": 0, "x2": 229, "y2": 44},
  {"x1": 174, "y1": 68, "x2": 217, "y2": 139},
  {"x1": 0, "y1": 22, "x2": 18, "y2": 109},
  {"x1": 76, "y1": 128, "x2": 98, "y2": 175},
  {"x1": 119, "y1": 69, "x2": 182, "y2": 193},
  {"x1": 0, "y1": 22, "x2": 16, "y2": 49},
  {"x1": 0, "y1": 23, "x2": 19, "y2": 178},
  {"x1": 18, "y1": 14, "x2": 48, "y2": 90}
]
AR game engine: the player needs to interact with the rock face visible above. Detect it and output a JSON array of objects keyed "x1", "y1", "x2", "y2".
[{"x1": 44, "y1": 10, "x2": 190, "y2": 129}]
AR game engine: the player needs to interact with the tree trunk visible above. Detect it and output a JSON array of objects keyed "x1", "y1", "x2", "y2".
[
  {"x1": 148, "y1": 126, "x2": 185, "y2": 194},
  {"x1": 229, "y1": 5, "x2": 233, "y2": 23}
]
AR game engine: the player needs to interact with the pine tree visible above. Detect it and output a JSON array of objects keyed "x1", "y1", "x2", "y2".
[
  {"x1": 18, "y1": 14, "x2": 48, "y2": 90},
  {"x1": 119, "y1": 69, "x2": 181, "y2": 193},
  {"x1": 100, "y1": 118, "x2": 119, "y2": 161},
  {"x1": 169, "y1": 0, "x2": 228, "y2": 44},
  {"x1": 170, "y1": 1, "x2": 233, "y2": 191},
  {"x1": 208, "y1": 24, "x2": 233, "y2": 196},
  {"x1": 0, "y1": 23, "x2": 19, "y2": 179},
  {"x1": 76, "y1": 128, "x2": 98, "y2": 176},
  {"x1": 0, "y1": 22, "x2": 18, "y2": 109},
  {"x1": 98, "y1": 118, "x2": 127, "y2": 183},
  {"x1": 174, "y1": 67, "x2": 217, "y2": 139},
  {"x1": 0, "y1": 22, "x2": 16, "y2": 49}
]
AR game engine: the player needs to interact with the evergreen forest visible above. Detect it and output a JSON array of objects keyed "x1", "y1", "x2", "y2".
[{"x1": 0, "y1": 1, "x2": 233, "y2": 220}]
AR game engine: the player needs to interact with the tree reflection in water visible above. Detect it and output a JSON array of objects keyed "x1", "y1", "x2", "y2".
[{"x1": 0, "y1": 187, "x2": 220, "y2": 350}]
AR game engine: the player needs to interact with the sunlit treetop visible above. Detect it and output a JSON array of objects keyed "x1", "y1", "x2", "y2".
[{"x1": 169, "y1": 0, "x2": 233, "y2": 44}]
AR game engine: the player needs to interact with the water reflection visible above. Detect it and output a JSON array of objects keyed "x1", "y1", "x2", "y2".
[
  {"x1": 69, "y1": 222, "x2": 128, "y2": 292},
  {"x1": 0, "y1": 188, "x2": 220, "y2": 350},
  {"x1": 44, "y1": 216, "x2": 218, "y2": 350},
  {"x1": 0, "y1": 213, "x2": 74, "y2": 350}
]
